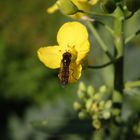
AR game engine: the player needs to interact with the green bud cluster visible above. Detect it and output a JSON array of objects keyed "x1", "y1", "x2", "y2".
[{"x1": 73, "y1": 82, "x2": 115, "y2": 129}]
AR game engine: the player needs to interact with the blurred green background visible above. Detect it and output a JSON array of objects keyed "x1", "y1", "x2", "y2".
[{"x1": 0, "y1": 0, "x2": 140, "y2": 140}]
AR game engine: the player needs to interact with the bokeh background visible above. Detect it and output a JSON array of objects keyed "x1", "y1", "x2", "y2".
[{"x1": 0, "y1": 0, "x2": 140, "y2": 140}]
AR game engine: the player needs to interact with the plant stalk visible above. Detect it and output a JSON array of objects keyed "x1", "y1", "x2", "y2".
[{"x1": 113, "y1": 7, "x2": 124, "y2": 115}]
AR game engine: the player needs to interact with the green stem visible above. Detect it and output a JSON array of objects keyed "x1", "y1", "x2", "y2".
[
  {"x1": 125, "y1": 29, "x2": 140, "y2": 44},
  {"x1": 87, "y1": 57, "x2": 119, "y2": 69},
  {"x1": 125, "y1": 12, "x2": 134, "y2": 20},
  {"x1": 125, "y1": 80, "x2": 140, "y2": 89},
  {"x1": 94, "y1": 20, "x2": 115, "y2": 36},
  {"x1": 80, "y1": 10, "x2": 115, "y2": 18},
  {"x1": 113, "y1": 7, "x2": 124, "y2": 118},
  {"x1": 86, "y1": 21, "x2": 114, "y2": 60}
]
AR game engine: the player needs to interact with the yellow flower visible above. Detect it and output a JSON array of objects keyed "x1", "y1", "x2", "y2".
[
  {"x1": 71, "y1": 0, "x2": 99, "y2": 10},
  {"x1": 37, "y1": 22, "x2": 90, "y2": 85},
  {"x1": 47, "y1": 0, "x2": 99, "y2": 18},
  {"x1": 70, "y1": 0, "x2": 100, "y2": 19}
]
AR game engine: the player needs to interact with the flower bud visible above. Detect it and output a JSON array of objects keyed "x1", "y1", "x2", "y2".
[
  {"x1": 87, "y1": 85, "x2": 95, "y2": 97},
  {"x1": 91, "y1": 103, "x2": 99, "y2": 112},
  {"x1": 94, "y1": 93, "x2": 101, "y2": 100},
  {"x1": 92, "y1": 119, "x2": 101, "y2": 129},
  {"x1": 78, "y1": 111, "x2": 88, "y2": 119},
  {"x1": 86, "y1": 99, "x2": 93, "y2": 111},
  {"x1": 47, "y1": 4, "x2": 59, "y2": 14},
  {"x1": 73, "y1": 102, "x2": 82, "y2": 111},
  {"x1": 105, "y1": 100, "x2": 112, "y2": 109},
  {"x1": 56, "y1": 0, "x2": 79, "y2": 15},
  {"x1": 71, "y1": 0, "x2": 91, "y2": 11},
  {"x1": 79, "y1": 82, "x2": 86, "y2": 92},
  {"x1": 99, "y1": 101, "x2": 105, "y2": 110},
  {"x1": 77, "y1": 82, "x2": 87, "y2": 99},
  {"x1": 126, "y1": 0, "x2": 140, "y2": 13},
  {"x1": 102, "y1": 110, "x2": 111, "y2": 119},
  {"x1": 77, "y1": 90, "x2": 86, "y2": 99},
  {"x1": 99, "y1": 85, "x2": 107, "y2": 93},
  {"x1": 92, "y1": 113, "x2": 99, "y2": 120},
  {"x1": 100, "y1": 0, "x2": 116, "y2": 13}
]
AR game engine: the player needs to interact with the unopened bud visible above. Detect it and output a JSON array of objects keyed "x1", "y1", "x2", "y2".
[
  {"x1": 47, "y1": 3, "x2": 59, "y2": 14},
  {"x1": 56, "y1": 0, "x2": 79, "y2": 15},
  {"x1": 92, "y1": 119, "x2": 101, "y2": 129},
  {"x1": 99, "y1": 101, "x2": 105, "y2": 110},
  {"x1": 99, "y1": 85, "x2": 107, "y2": 93},
  {"x1": 92, "y1": 113, "x2": 99, "y2": 120},
  {"x1": 87, "y1": 85, "x2": 95, "y2": 97},
  {"x1": 105, "y1": 100, "x2": 112, "y2": 109},
  {"x1": 78, "y1": 111, "x2": 88, "y2": 119},
  {"x1": 86, "y1": 99, "x2": 93, "y2": 111},
  {"x1": 77, "y1": 90, "x2": 86, "y2": 99},
  {"x1": 77, "y1": 82, "x2": 87, "y2": 99},
  {"x1": 94, "y1": 93, "x2": 100, "y2": 100},
  {"x1": 73, "y1": 102, "x2": 82, "y2": 111},
  {"x1": 79, "y1": 82, "x2": 86, "y2": 92},
  {"x1": 91, "y1": 103, "x2": 99, "y2": 112},
  {"x1": 102, "y1": 111, "x2": 111, "y2": 119}
]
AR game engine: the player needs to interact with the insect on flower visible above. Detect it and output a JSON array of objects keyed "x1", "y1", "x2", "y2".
[
  {"x1": 37, "y1": 22, "x2": 90, "y2": 85},
  {"x1": 59, "y1": 52, "x2": 72, "y2": 86}
]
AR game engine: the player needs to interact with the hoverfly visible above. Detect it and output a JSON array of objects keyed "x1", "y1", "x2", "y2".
[{"x1": 59, "y1": 52, "x2": 72, "y2": 86}]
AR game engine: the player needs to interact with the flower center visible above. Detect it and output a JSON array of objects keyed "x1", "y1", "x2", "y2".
[{"x1": 67, "y1": 45, "x2": 77, "y2": 62}]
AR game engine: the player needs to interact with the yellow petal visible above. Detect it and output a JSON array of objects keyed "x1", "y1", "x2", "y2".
[
  {"x1": 37, "y1": 46, "x2": 62, "y2": 69},
  {"x1": 76, "y1": 40, "x2": 90, "y2": 64},
  {"x1": 57, "y1": 22, "x2": 88, "y2": 50},
  {"x1": 69, "y1": 63, "x2": 82, "y2": 83}
]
